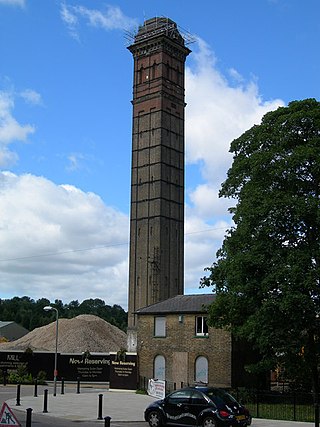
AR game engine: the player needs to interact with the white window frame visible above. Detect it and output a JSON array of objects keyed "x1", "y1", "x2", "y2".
[{"x1": 195, "y1": 316, "x2": 208, "y2": 336}]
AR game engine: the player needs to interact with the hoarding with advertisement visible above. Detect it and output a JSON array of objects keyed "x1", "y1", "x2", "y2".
[
  {"x1": 148, "y1": 379, "x2": 165, "y2": 399},
  {"x1": 109, "y1": 352, "x2": 137, "y2": 390}
]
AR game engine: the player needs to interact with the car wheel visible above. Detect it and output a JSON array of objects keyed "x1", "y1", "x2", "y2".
[
  {"x1": 147, "y1": 410, "x2": 162, "y2": 427},
  {"x1": 202, "y1": 416, "x2": 217, "y2": 427}
]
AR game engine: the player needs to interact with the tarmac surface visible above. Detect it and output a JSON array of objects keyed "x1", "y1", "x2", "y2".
[
  {"x1": 6, "y1": 386, "x2": 156, "y2": 422},
  {"x1": 3, "y1": 384, "x2": 314, "y2": 426}
]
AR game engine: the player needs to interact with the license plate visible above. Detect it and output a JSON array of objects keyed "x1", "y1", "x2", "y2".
[{"x1": 236, "y1": 415, "x2": 246, "y2": 420}]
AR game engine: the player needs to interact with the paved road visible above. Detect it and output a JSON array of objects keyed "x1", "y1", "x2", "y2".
[{"x1": 0, "y1": 384, "x2": 315, "y2": 426}]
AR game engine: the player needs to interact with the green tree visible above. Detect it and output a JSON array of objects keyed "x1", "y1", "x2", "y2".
[
  {"x1": 202, "y1": 100, "x2": 320, "y2": 399},
  {"x1": 0, "y1": 296, "x2": 35, "y2": 329},
  {"x1": 0, "y1": 296, "x2": 128, "y2": 332},
  {"x1": 78, "y1": 298, "x2": 105, "y2": 316}
]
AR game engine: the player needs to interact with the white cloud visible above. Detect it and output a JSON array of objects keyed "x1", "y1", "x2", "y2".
[
  {"x1": 0, "y1": 91, "x2": 35, "y2": 166},
  {"x1": 0, "y1": 172, "x2": 129, "y2": 308},
  {"x1": 20, "y1": 89, "x2": 43, "y2": 106},
  {"x1": 186, "y1": 37, "x2": 284, "y2": 186},
  {"x1": 66, "y1": 153, "x2": 86, "y2": 172},
  {"x1": 74, "y1": 4, "x2": 137, "y2": 30},
  {"x1": 228, "y1": 67, "x2": 246, "y2": 84},
  {"x1": 188, "y1": 184, "x2": 232, "y2": 219},
  {"x1": 184, "y1": 215, "x2": 230, "y2": 294},
  {"x1": 60, "y1": 2, "x2": 80, "y2": 41},
  {"x1": 60, "y1": 3, "x2": 137, "y2": 40},
  {"x1": 0, "y1": 147, "x2": 18, "y2": 167},
  {"x1": 183, "y1": 37, "x2": 284, "y2": 293}
]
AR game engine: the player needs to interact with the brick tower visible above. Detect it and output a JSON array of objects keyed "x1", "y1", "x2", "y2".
[{"x1": 127, "y1": 17, "x2": 190, "y2": 350}]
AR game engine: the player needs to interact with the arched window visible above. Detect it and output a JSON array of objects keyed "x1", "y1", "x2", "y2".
[
  {"x1": 195, "y1": 356, "x2": 208, "y2": 384},
  {"x1": 154, "y1": 355, "x2": 166, "y2": 380}
]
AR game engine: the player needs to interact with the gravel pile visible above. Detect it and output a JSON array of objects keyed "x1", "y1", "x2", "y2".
[{"x1": 0, "y1": 314, "x2": 127, "y2": 353}]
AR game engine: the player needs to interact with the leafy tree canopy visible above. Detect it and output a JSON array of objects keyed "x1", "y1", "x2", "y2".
[
  {"x1": 0, "y1": 296, "x2": 127, "y2": 332},
  {"x1": 201, "y1": 99, "x2": 320, "y2": 392}
]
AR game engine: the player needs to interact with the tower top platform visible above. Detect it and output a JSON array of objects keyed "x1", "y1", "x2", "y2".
[
  {"x1": 126, "y1": 16, "x2": 193, "y2": 54},
  {"x1": 134, "y1": 17, "x2": 185, "y2": 46}
]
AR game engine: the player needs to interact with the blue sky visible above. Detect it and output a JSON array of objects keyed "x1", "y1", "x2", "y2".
[{"x1": 0, "y1": 0, "x2": 319, "y2": 309}]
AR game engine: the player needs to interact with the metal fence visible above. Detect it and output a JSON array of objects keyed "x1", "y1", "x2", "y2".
[{"x1": 233, "y1": 389, "x2": 317, "y2": 423}]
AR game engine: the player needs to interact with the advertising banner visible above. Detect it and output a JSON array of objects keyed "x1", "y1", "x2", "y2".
[
  {"x1": 58, "y1": 353, "x2": 110, "y2": 381},
  {"x1": 0, "y1": 350, "x2": 54, "y2": 379},
  {"x1": 0, "y1": 351, "x2": 28, "y2": 371},
  {"x1": 0, "y1": 350, "x2": 109, "y2": 382},
  {"x1": 109, "y1": 352, "x2": 137, "y2": 390},
  {"x1": 147, "y1": 379, "x2": 166, "y2": 399}
]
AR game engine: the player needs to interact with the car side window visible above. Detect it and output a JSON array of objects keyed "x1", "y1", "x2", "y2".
[
  {"x1": 167, "y1": 390, "x2": 192, "y2": 404},
  {"x1": 190, "y1": 391, "x2": 208, "y2": 405}
]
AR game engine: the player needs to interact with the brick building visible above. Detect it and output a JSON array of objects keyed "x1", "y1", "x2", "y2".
[
  {"x1": 135, "y1": 294, "x2": 263, "y2": 390},
  {"x1": 136, "y1": 294, "x2": 233, "y2": 389}
]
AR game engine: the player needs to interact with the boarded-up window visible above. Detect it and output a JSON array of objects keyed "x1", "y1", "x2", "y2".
[{"x1": 154, "y1": 316, "x2": 166, "y2": 337}]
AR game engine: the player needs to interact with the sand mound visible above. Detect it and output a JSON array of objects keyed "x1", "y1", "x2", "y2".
[{"x1": 0, "y1": 314, "x2": 127, "y2": 353}]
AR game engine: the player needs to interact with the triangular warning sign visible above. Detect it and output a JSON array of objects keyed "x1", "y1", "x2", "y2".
[{"x1": 0, "y1": 402, "x2": 21, "y2": 426}]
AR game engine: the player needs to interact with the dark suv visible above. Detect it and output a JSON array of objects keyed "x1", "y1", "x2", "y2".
[{"x1": 144, "y1": 386, "x2": 252, "y2": 427}]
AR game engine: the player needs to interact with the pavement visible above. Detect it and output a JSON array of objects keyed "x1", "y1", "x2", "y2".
[
  {"x1": 4, "y1": 385, "x2": 314, "y2": 426},
  {"x1": 5, "y1": 386, "x2": 155, "y2": 422}
]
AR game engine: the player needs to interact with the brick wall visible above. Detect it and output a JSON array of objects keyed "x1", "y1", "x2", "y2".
[{"x1": 137, "y1": 312, "x2": 232, "y2": 388}]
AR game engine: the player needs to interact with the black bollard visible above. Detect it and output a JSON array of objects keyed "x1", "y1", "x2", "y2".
[
  {"x1": 43, "y1": 389, "x2": 48, "y2": 413},
  {"x1": 61, "y1": 377, "x2": 65, "y2": 395},
  {"x1": 16, "y1": 384, "x2": 21, "y2": 406},
  {"x1": 104, "y1": 416, "x2": 112, "y2": 427},
  {"x1": 34, "y1": 378, "x2": 38, "y2": 397},
  {"x1": 98, "y1": 394, "x2": 103, "y2": 420},
  {"x1": 26, "y1": 408, "x2": 32, "y2": 427},
  {"x1": 77, "y1": 376, "x2": 80, "y2": 394},
  {"x1": 3, "y1": 369, "x2": 7, "y2": 386}
]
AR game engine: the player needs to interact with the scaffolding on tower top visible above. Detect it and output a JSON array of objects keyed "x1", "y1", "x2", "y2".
[{"x1": 124, "y1": 16, "x2": 195, "y2": 47}]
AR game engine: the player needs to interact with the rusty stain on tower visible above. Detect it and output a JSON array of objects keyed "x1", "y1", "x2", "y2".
[{"x1": 127, "y1": 17, "x2": 191, "y2": 350}]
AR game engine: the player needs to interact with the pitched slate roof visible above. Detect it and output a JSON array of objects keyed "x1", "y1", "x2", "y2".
[
  {"x1": 0, "y1": 321, "x2": 29, "y2": 341},
  {"x1": 136, "y1": 294, "x2": 216, "y2": 315},
  {"x1": 0, "y1": 321, "x2": 13, "y2": 328}
]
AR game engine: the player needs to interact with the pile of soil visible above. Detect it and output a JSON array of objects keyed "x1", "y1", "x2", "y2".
[{"x1": 0, "y1": 314, "x2": 127, "y2": 353}]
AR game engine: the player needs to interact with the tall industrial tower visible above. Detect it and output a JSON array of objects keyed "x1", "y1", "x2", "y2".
[{"x1": 127, "y1": 17, "x2": 191, "y2": 350}]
